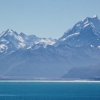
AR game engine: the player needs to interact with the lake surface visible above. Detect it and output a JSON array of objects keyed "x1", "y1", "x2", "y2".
[{"x1": 0, "y1": 81, "x2": 100, "y2": 100}]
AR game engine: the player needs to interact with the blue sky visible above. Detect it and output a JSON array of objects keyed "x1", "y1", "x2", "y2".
[{"x1": 0, "y1": 0, "x2": 100, "y2": 39}]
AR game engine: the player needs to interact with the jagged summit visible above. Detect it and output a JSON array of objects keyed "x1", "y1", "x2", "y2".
[
  {"x1": 75, "y1": 15, "x2": 100, "y2": 32},
  {"x1": 55, "y1": 15, "x2": 100, "y2": 48},
  {"x1": 5, "y1": 29, "x2": 18, "y2": 35},
  {"x1": 5, "y1": 29, "x2": 14, "y2": 33},
  {"x1": 0, "y1": 29, "x2": 56, "y2": 54},
  {"x1": 0, "y1": 29, "x2": 18, "y2": 38}
]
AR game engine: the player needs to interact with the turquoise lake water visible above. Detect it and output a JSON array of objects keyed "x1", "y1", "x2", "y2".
[{"x1": 0, "y1": 81, "x2": 100, "y2": 100}]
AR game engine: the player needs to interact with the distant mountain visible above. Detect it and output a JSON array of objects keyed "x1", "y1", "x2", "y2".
[
  {"x1": 62, "y1": 64, "x2": 100, "y2": 80},
  {"x1": 0, "y1": 15, "x2": 100, "y2": 79},
  {"x1": 55, "y1": 15, "x2": 100, "y2": 48},
  {"x1": 0, "y1": 29, "x2": 56, "y2": 54},
  {"x1": 59, "y1": 15, "x2": 100, "y2": 79}
]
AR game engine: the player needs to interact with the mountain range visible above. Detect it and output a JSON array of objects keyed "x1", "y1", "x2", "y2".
[
  {"x1": 0, "y1": 15, "x2": 100, "y2": 79},
  {"x1": 0, "y1": 29, "x2": 56, "y2": 54}
]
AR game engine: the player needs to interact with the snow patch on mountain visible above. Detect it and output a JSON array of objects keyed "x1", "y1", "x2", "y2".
[
  {"x1": 98, "y1": 46, "x2": 100, "y2": 49},
  {"x1": 60, "y1": 32, "x2": 80, "y2": 42},
  {"x1": 92, "y1": 15, "x2": 98, "y2": 18},
  {"x1": 0, "y1": 44, "x2": 8, "y2": 52},
  {"x1": 90, "y1": 45, "x2": 94, "y2": 48}
]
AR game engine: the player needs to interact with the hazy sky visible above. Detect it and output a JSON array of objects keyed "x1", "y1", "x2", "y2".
[{"x1": 0, "y1": 0, "x2": 100, "y2": 39}]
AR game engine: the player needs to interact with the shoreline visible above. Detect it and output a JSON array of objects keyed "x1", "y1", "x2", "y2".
[{"x1": 0, "y1": 79, "x2": 100, "y2": 82}]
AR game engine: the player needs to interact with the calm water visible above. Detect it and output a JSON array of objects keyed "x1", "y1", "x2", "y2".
[{"x1": 0, "y1": 81, "x2": 100, "y2": 100}]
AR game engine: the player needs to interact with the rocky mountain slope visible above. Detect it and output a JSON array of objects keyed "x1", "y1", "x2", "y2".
[{"x1": 62, "y1": 64, "x2": 100, "y2": 80}]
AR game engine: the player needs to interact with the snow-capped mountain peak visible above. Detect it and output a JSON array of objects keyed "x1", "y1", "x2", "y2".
[
  {"x1": 56, "y1": 15, "x2": 100, "y2": 47},
  {"x1": 4, "y1": 29, "x2": 18, "y2": 36},
  {"x1": 0, "y1": 29, "x2": 56, "y2": 54},
  {"x1": 6, "y1": 29, "x2": 14, "y2": 33},
  {"x1": 74, "y1": 15, "x2": 100, "y2": 32},
  {"x1": 0, "y1": 29, "x2": 26, "y2": 53}
]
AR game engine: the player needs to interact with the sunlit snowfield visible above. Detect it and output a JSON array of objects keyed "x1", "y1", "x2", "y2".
[{"x1": 0, "y1": 81, "x2": 100, "y2": 100}]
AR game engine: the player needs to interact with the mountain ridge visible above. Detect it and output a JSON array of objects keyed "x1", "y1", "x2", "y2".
[
  {"x1": 55, "y1": 15, "x2": 100, "y2": 48},
  {"x1": 0, "y1": 29, "x2": 56, "y2": 54}
]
